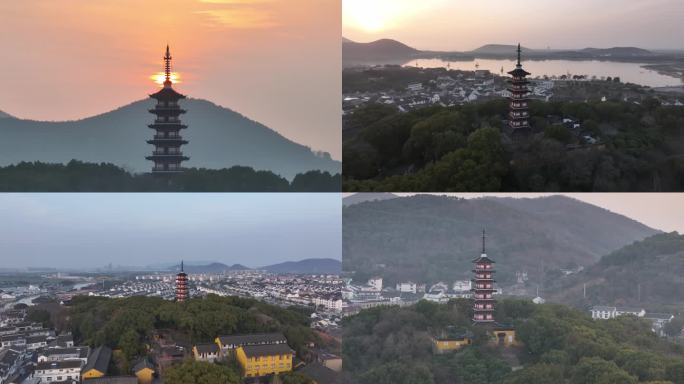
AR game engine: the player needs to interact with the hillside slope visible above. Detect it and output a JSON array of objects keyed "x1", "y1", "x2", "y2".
[
  {"x1": 548, "y1": 232, "x2": 684, "y2": 311},
  {"x1": 343, "y1": 195, "x2": 658, "y2": 284},
  {"x1": 0, "y1": 99, "x2": 340, "y2": 179}
]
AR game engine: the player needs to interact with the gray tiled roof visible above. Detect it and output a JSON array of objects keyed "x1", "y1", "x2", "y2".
[
  {"x1": 84, "y1": 346, "x2": 112, "y2": 374},
  {"x1": 241, "y1": 344, "x2": 293, "y2": 358}
]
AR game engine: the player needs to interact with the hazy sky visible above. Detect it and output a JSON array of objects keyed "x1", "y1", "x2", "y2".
[
  {"x1": 0, "y1": 194, "x2": 342, "y2": 269},
  {"x1": 374, "y1": 193, "x2": 684, "y2": 233},
  {"x1": 0, "y1": 0, "x2": 341, "y2": 159},
  {"x1": 343, "y1": 0, "x2": 684, "y2": 51}
]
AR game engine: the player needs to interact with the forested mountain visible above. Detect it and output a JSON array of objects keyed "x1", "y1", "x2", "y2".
[
  {"x1": 0, "y1": 99, "x2": 340, "y2": 179},
  {"x1": 343, "y1": 195, "x2": 658, "y2": 285},
  {"x1": 548, "y1": 232, "x2": 684, "y2": 311},
  {"x1": 342, "y1": 38, "x2": 420, "y2": 64},
  {"x1": 261, "y1": 258, "x2": 342, "y2": 275},
  {"x1": 342, "y1": 193, "x2": 398, "y2": 206},
  {"x1": 343, "y1": 99, "x2": 684, "y2": 192}
]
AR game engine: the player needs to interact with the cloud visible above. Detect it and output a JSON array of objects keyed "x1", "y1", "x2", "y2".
[{"x1": 195, "y1": 0, "x2": 278, "y2": 28}]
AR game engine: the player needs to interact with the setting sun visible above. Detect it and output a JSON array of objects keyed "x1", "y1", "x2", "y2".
[
  {"x1": 343, "y1": 0, "x2": 391, "y2": 33},
  {"x1": 150, "y1": 72, "x2": 181, "y2": 86}
]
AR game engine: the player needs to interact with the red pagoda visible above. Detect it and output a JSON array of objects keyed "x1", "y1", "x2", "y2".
[
  {"x1": 175, "y1": 260, "x2": 189, "y2": 302},
  {"x1": 472, "y1": 230, "x2": 496, "y2": 323},
  {"x1": 507, "y1": 43, "x2": 531, "y2": 130},
  {"x1": 147, "y1": 45, "x2": 189, "y2": 173}
]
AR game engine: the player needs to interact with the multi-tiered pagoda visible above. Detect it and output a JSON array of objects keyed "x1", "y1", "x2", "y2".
[
  {"x1": 175, "y1": 260, "x2": 189, "y2": 302},
  {"x1": 147, "y1": 45, "x2": 189, "y2": 173},
  {"x1": 472, "y1": 230, "x2": 496, "y2": 323},
  {"x1": 507, "y1": 43, "x2": 531, "y2": 130}
]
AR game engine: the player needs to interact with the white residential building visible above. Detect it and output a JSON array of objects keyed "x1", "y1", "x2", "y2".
[
  {"x1": 368, "y1": 277, "x2": 383, "y2": 291},
  {"x1": 33, "y1": 360, "x2": 82, "y2": 382},
  {"x1": 453, "y1": 280, "x2": 471, "y2": 292},
  {"x1": 396, "y1": 282, "x2": 417, "y2": 294}
]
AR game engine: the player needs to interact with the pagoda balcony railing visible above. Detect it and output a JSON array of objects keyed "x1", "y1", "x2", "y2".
[
  {"x1": 510, "y1": 103, "x2": 528, "y2": 109},
  {"x1": 150, "y1": 122, "x2": 187, "y2": 126},
  {"x1": 152, "y1": 135, "x2": 184, "y2": 140},
  {"x1": 510, "y1": 112, "x2": 529, "y2": 118},
  {"x1": 509, "y1": 93, "x2": 529, "y2": 100},
  {"x1": 510, "y1": 120, "x2": 530, "y2": 128},
  {"x1": 152, "y1": 151, "x2": 184, "y2": 156},
  {"x1": 152, "y1": 167, "x2": 183, "y2": 172}
]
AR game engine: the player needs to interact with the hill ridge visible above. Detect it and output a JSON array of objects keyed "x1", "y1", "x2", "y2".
[{"x1": 0, "y1": 98, "x2": 340, "y2": 179}]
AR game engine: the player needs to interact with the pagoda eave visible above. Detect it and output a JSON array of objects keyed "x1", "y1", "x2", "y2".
[
  {"x1": 148, "y1": 109, "x2": 187, "y2": 115},
  {"x1": 147, "y1": 124, "x2": 188, "y2": 130},
  {"x1": 145, "y1": 155, "x2": 190, "y2": 161}
]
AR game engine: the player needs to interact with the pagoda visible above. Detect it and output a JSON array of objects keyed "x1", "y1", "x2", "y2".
[
  {"x1": 175, "y1": 260, "x2": 189, "y2": 302},
  {"x1": 147, "y1": 45, "x2": 189, "y2": 173},
  {"x1": 472, "y1": 230, "x2": 496, "y2": 323},
  {"x1": 507, "y1": 43, "x2": 531, "y2": 130}
]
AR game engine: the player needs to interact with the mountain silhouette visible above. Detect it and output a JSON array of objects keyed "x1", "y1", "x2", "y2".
[
  {"x1": 343, "y1": 195, "x2": 658, "y2": 285},
  {"x1": 0, "y1": 99, "x2": 340, "y2": 179}
]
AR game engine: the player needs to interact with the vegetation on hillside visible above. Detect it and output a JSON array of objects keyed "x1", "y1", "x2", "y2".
[
  {"x1": 342, "y1": 299, "x2": 684, "y2": 384},
  {"x1": 343, "y1": 99, "x2": 684, "y2": 192},
  {"x1": 343, "y1": 195, "x2": 656, "y2": 286},
  {"x1": 548, "y1": 232, "x2": 684, "y2": 312},
  {"x1": 0, "y1": 161, "x2": 340, "y2": 191},
  {"x1": 67, "y1": 295, "x2": 318, "y2": 363}
]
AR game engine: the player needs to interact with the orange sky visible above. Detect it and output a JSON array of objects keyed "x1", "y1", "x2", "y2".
[
  {"x1": 343, "y1": 0, "x2": 684, "y2": 51},
  {"x1": 0, "y1": 0, "x2": 341, "y2": 159}
]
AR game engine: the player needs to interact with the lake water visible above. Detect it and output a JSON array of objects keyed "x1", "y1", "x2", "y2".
[{"x1": 403, "y1": 58, "x2": 682, "y2": 88}]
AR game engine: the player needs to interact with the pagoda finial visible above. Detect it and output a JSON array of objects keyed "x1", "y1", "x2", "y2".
[
  {"x1": 517, "y1": 43, "x2": 521, "y2": 66},
  {"x1": 164, "y1": 45, "x2": 172, "y2": 85},
  {"x1": 482, "y1": 228, "x2": 486, "y2": 254},
  {"x1": 181, "y1": 260, "x2": 184, "y2": 272}
]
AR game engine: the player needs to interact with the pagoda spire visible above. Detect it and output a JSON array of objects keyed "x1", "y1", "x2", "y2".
[
  {"x1": 482, "y1": 229, "x2": 486, "y2": 254},
  {"x1": 164, "y1": 45, "x2": 172, "y2": 86},
  {"x1": 517, "y1": 43, "x2": 521, "y2": 66},
  {"x1": 181, "y1": 260, "x2": 184, "y2": 272}
]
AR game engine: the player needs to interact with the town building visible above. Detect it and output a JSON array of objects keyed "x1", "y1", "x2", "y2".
[
  {"x1": 236, "y1": 344, "x2": 294, "y2": 378},
  {"x1": 431, "y1": 329, "x2": 473, "y2": 354},
  {"x1": 38, "y1": 346, "x2": 90, "y2": 364},
  {"x1": 590, "y1": 306, "x2": 646, "y2": 320},
  {"x1": 492, "y1": 324, "x2": 517, "y2": 347},
  {"x1": 34, "y1": 360, "x2": 82, "y2": 382},
  {"x1": 132, "y1": 358, "x2": 156, "y2": 384},
  {"x1": 396, "y1": 282, "x2": 417, "y2": 294},
  {"x1": 193, "y1": 343, "x2": 220, "y2": 362},
  {"x1": 146, "y1": 45, "x2": 189, "y2": 173},
  {"x1": 215, "y1": 333, "x2": 288, "y2": 357},
  {"x1": 82, "y1": 345, "x2": 112, "y2": 379},
  {"x1": 367, "y1": 277, "x2": 383, "y2": 291}
]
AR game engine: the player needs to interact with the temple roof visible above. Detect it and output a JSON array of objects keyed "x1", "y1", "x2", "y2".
[
  {"x1": 150, "y1": 86, "x2": 186, "y2": 101},
  {"x1": 508, "y1": 67, "x2": 531, "y2": 77}
]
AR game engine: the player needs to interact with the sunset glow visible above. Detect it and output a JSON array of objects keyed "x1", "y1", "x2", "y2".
[
  {"x1": 343, "y1": 0, "x2": 389, "y2": 32},
  {"x1": 0, "y1": 0, "x2": 341, "y2": 159},
  {"x1": 150, "y1": 72, "x2": 181, "y2": 86}
]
